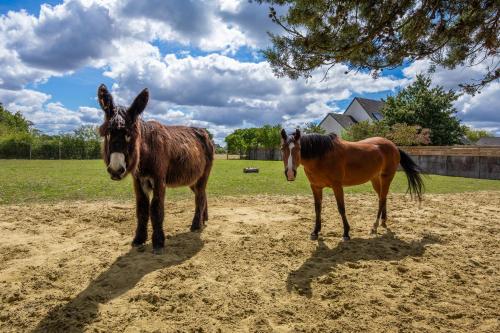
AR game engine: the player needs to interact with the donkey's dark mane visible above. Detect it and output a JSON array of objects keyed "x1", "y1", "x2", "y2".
[{"x1": 300, "y1": 133, "x2": 337, "y2": 159}]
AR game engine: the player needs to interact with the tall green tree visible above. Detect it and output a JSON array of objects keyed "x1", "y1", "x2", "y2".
[
  {"x1": 0, "y1": 103, "x2": 33, "y2": 135},
  {"x1": 258, "y1": 0, "x2": 499, "y2": 93},
  {"x1": 382, "y1": 75, "x2": 465, "y2": 145}
]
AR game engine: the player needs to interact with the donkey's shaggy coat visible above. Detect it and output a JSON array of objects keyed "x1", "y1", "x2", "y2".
[{"x1": 98, "y1": 84, "x2": 214, "y2": 253}]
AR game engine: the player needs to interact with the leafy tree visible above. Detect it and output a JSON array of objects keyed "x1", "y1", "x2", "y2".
[
  {"x1": 74, "y1": 125, "x2": 100, "y2": 141},
  {"x1": 464, "y1": 127, "x2": 493, "y2": 143},
  {"x1": 341, "y1": 121, "x2": 431, "y2": 146},
  {"x1": 387, "y1": 123, "x2": 431, "y2": 146},
  {"x1": 303, "y1": 122, "x2": 326, "y2": 134},
  {"x1": 224, "y1": 125, "x2": 282, "y2": 154},
  {"x1": 257, "y1": 124, "x2": 282, "y2": 148},
  {"x1": 258, "y1": 0, "x2": 499, "y2": 93},
  {"x1": 341, "y1": 120, "x2": 390, "y2": 142},
  {"x1": 382, "y1": 75, "x2": 465, "y2": 145},
  {"x1": 0, "y1": 103, "x2": 33, "y2": 134}
]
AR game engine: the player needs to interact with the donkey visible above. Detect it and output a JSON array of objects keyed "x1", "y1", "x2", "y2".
[
  {"x1": 281, "y1": 128, "x2": 424, "y2": 241},
  {"x1": 97, "y1": 84, "x2": 214, "y2": 254}
]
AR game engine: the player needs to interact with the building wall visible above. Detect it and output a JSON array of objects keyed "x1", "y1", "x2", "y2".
[
  {"x1": 344, "y1": 99, "x2": 372, "y2": 122},
  {"x1": 320, "y1": 115, "x2": 345, "y2": 135}
]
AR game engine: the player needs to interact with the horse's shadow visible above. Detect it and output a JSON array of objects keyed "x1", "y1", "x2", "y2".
[
  {"x1": 286, "y1": 230, "x2": 440, "y2": 298},
  {"x1": 33, "y1": 231, "x2": 203, "y2": 333}
]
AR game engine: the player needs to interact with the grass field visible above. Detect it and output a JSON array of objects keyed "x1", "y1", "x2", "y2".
[{"x1": 1, "y1": 159, "x2": 500, "y2": 204}]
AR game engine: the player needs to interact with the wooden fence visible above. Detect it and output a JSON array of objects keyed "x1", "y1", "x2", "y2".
[
  {"x1": 247, "y1": 146, "x2": 500, "y2": 180},
  {"x1": 399, "y1": 146, "x2": 500, "y2": 180}
]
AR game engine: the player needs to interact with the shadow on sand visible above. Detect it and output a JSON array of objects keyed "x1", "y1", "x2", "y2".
[
  {"x1": 33, "y1": 231, "x2": 203, "y2": 333},
  {"x1": 286, "y1": 230, "x2": 440, "y2": 298}
]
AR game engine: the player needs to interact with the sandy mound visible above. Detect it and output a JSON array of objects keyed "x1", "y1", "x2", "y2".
[{"x1": 0, "y1": 192, "x2": 499, "y2": 332}]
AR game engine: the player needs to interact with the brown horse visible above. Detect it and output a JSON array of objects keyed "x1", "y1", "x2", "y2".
[
  {"x1": 280, "y1": 128, "x2": 423, "y2": 241},
  {"x1": 97, "y1": 84, "x2": 214, "y2": 254}
]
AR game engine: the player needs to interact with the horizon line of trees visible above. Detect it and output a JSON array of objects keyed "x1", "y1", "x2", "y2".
[
  {"x1": 1, "y1": 74, "x2": 495, "y2": 160},
  {"x1": 0, "y1": 104, "x2": 101, "y2": 159}
]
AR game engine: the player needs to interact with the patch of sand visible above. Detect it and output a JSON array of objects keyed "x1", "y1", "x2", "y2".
[{"x1": 0, "y1": 192, "x2": 499, "y2": 332}]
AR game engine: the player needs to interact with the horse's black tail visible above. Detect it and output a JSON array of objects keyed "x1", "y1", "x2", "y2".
[{"x1": 399, "y1": 149, "x2": 424, "y2": 201}]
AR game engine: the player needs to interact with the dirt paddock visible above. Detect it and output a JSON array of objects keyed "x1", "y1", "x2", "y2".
[{"x1": 0, "y1": 192, "x2": 499, "y2": 332}]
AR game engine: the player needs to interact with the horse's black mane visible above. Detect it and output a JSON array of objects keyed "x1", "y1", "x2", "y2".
[{"x1": 300, "y1": 133, "x2": 336, "y2": 159}]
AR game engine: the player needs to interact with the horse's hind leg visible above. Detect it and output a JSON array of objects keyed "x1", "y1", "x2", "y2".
[
  {"x1": 370, "y1": 178, "x2": 382, "y2": 234},
  {"x1": 372, "y1": 173, "x2": 394, "y2": 234}
]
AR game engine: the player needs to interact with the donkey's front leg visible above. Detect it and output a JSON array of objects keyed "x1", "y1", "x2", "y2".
[
  {"x1": 150, "y1": 181, "x2": 166, "y2": 254},
  {"x1": 132, "y1": 177, "x2": 149, "y2": 251}
]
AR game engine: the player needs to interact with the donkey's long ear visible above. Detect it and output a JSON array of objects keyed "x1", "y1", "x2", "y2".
[
  {"x1": 294, "y1": 128, "x2": 301, "y2": 141},
  {"x1": 97, "y1": 84, "x2": 114, "y2": 118},
  {"x1": 280, "y1": 128, "x2": 287, "y2": 142},
  {"x1": 128, "y1": 88, "x2": 149, "y2": 121}
]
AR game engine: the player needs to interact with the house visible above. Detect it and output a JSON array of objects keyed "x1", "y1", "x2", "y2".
[
  {"x1": 319, "y1": 97, "x2": 385, "y2": 135},
  {"x1": 476, "y1": 137, "x2": 500, "y2": 146}
]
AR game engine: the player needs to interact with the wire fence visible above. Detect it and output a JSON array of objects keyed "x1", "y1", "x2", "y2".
[{"x1": 0, "y1": 140, "x2": 101, "y2": 159}]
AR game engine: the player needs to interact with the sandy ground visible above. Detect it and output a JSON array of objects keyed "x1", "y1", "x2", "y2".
[{"x1": 0, "y1": 192, "x2": 499, "y2": 333}]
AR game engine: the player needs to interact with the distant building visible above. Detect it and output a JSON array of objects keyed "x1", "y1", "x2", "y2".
[
  {"x1": 319, "y1": 97, "x2": 385, "y2": 136},
  {"x1": 476, "y1": 137, "x2": 500, "y2": 146}
]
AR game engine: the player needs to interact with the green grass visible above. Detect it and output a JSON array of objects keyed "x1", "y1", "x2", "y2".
[{"x1": 1, "y1": 159, "x2": 500, "y2": 204}]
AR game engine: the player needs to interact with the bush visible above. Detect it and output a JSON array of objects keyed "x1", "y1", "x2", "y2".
[{"x1": 342, "y1": 121, "x2": 430, "y2": 146}]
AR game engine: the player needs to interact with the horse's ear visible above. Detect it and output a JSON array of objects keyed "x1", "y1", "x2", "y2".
[
  {"x1": 280, "y1": 128, "x2": 287, "y2": 142},
  {"x1": 128, "y1": 88, "x2": 149, "y2": 120},
  {"x1": 97, "y1": 84, "x2": 114, "y2": 118},
  {"x1": 294, "y1": 128, "x2": 301, "y2": 141}
]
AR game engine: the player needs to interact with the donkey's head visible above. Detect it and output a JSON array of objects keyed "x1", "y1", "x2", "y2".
[
  {"x1": 280, "y1": 128, "x2": 301, "y2": 181},
  {"x1": 97, "y1": 84, "x2": 148, "y2": 180}
]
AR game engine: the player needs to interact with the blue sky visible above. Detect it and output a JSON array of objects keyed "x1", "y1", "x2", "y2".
[{"x1": 1, "y1": 0, "x2": 498, "y2": 142}]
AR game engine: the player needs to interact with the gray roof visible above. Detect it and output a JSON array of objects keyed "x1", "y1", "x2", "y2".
[
  {"x1": 476, "y1": 137, "x2": 500, "y2": 146},
  {"x1": 328, "y1": 113, "x2": 358, "y2": 128},
  {"x1": 354, "y1": 97, "x2": 385, "y2": 120}
]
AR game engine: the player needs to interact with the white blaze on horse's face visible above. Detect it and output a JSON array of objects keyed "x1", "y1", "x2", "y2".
[
  {"x1": 287, "y1": 142, "x2": 296, "y2": 181},
  {"x1": 108, "y1": 152, "x2": 126, "y2": 180}
]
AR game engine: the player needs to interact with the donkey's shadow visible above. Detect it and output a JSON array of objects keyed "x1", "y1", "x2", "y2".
[
  {"x1": 33, "y1": 231, "x2": 203, "y2": 333},
  {"x1": 287, "y1": 230, "x2": 440, "y2": 298}
]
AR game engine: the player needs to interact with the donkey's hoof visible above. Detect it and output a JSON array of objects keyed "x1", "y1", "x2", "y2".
[
  {"x1": 152, "y1": 247, "x2": 164, "y2": 255},
  {"x1": 310, "y1": 233, "x2": 319, "y2": 240},
  {"x1": 342, "y1": 236, "x2": 350, "y2": 241},
  {"x1": 133, "y1": 243, "x2": 146, "y2": 252}
]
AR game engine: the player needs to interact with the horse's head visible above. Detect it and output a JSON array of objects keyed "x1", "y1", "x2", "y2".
[
  {"x1": 97, "y1": 84, "x2": 148, "y2": 181},
  {"x1": 280, "y1": 128, "x2": 301, "y2": 181}
]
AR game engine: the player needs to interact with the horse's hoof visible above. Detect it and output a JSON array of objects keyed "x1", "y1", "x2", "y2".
[
  {"x1": 342, "y1": 236, "x2": 350, "y2": 241},
  {"x1": 190, "y1": 225, "x2": 201, "y2": 232},
  {"x1": 370, "y1": 229, "x2": 377, "y2": 235},
  {"x1": 132, "y1": 243, "x2": 146, "y2": 252},
  {"x1": 152, "y1": 247, "x2": 164, "y2": 255},
  {"x1": 310, "y1": 233, "x2": 319, "y2": 240},
  {"x1": 381, "y1": 223, "x2": 387, "y2": 229}
]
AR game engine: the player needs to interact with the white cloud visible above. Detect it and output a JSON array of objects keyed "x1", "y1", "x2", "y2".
[
  {"x1": 4, "y1": 0, "x2": 496, "y2": 143},
  {"x1": 101, "y1": 51, "x2": 403, "y2": 141}
]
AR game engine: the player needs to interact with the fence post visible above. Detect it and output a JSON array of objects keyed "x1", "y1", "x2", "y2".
[
  {"x1": 29, "y1": 144, "x2": 31, "y2": 160},
  {"x1": 59, "y1": 140, "x2": 62, "y2": 160}
]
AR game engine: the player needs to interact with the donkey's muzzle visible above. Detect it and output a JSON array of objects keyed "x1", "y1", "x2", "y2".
[{"x1": 107, "y1": 166, "x2": 125, "y2": 180}]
